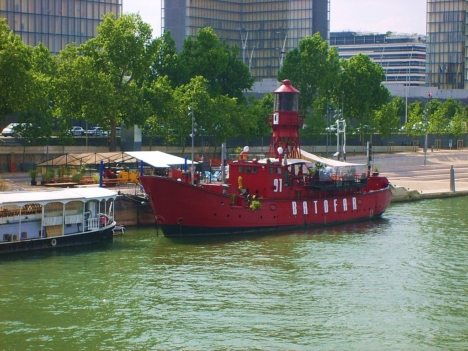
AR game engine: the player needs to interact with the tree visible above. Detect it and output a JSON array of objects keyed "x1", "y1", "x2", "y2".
[
  {"x1": 404, "y1": 101, "x2": 426, "y2": 139},
  {"x1": 217, "y1": 41, "x2": 255, "y2": 103},
  {"x1": 78, "y1": 13, "x2": 159, "y2": 151},
  {"x1": 278, "y1": 33, "x2": 340, "y2": 118},
  {"x1": 0, "y1": 19, "x2": 33, "y2": 121},
  {"x1": 170, "y1": 76, "x2": 214, "y2": 154},
  {"x1": 16, "y1": 44, "x2": 58, "y2": 146},
  {"x1": 301, "y1": 96, "x2": 329, "y2": 143},
  {"x1": 427, "y1": 99, "x2": 446, "y2": 136},
  {"x1": 374, "y1": 98, "x2": 401, "y2": 139},
  {"x1": 338, "y1": 53, "x2": 391, "y2": 141},
  {"x1": 148, "y1": 31, "x2": 182, "y2": 88},
  {"x1": 449, "y1": 108, "x2": 468, "y2": 139},
  {"x1": 178, "y1": 27, "x2": 254, "y2": 100},
  {"x1": 54, "y1": 44, "x2": 116, "y2": 143},
  {"x1": 143, "y1": 76, "x2": 179, "y2": 146},
  {"x1": 241, "y1": 94, "x2": 274, "y2": 142}
]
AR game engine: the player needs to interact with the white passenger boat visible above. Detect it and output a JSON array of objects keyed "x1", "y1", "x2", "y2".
[{"x1": 0, "y1": 187, "x2": 117, "y2": 254}]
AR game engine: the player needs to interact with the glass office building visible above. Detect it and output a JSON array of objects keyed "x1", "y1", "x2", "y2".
[
  {"x1": 0, "y1": 0, "x2": 122, "y2": 54},
  {"x1": 427, "y1": 0, "x2": 466, "y2": 89},
  {"x1": 331, "y1": 32, "x2": 426, "y2": 87},
  {"x1": 163, "y1": 0, "x2": 330, "y2": 81}
]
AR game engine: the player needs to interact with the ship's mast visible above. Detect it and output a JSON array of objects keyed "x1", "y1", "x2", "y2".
[{"x1": 268, "y1": 80, "x2": 303, "y2": 159}]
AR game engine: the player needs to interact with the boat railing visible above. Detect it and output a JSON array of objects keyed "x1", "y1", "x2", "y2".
[
  {"x1": 87, "y1": 214, "x2": 113, "y2": 231},
  {"x1": 309, "y1": 174, "x2": 368, "y2": 190}
]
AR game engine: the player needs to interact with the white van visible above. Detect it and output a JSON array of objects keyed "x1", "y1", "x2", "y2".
[{"x1": 2, "y1": 123, "x2": 19, "y2": 137}]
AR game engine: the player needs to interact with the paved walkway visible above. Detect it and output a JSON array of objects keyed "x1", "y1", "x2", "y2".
[{"x1": 351, "y1": 149, "x2": 468, "y2": 193}]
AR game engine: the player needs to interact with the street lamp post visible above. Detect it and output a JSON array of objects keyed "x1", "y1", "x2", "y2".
[
  {"x1": 189, "y1": 106, "x2": 196, "y2": 185},
  {"x1": 326, "y1": 102, "x2": 329, "y2": 157},
  {"x1": 423, "y1": 94, "x2": 432, "y2": 166}
]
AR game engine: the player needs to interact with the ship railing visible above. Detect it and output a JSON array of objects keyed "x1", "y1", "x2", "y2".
[
  {"x1": 87, "y1": 214, "x2": 114, "y2": 231},
  {"x1": 309, "y1": 174, "x2": 367, "y2": 190}
]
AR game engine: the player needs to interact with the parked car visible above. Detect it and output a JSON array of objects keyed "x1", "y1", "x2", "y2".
[
  {"x1": 70, "y1": 126, "x2": 85, "y2": 136},
  {"x1": 85, "y1": 127, "x2": 107, "y2": 136},
  {"x1": 108, "y1": 127, "x2": 121, "y2": 137},
  {"x1": 2, "y1": 123, "x2": 19, "y2": 137}
]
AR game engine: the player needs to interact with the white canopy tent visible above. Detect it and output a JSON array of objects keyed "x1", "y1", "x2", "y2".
[
  {"x1": 125, "y1": 151, "x2": 197, "y2": 168},
  {"x1": 300, "y1": 149, "x2": 364, "y2": 167}
]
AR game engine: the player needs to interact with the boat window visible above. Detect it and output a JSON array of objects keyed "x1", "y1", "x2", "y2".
[
  {"x1": 245, "y1": 167, "x2": 251, "y2": 174},
  {"x1": 239, "y1": 166, "x2": 243, "y2": 173},
  {"x1": 276, "y1": 167, "x2": 282, "y2": 174},
  {"x1": 252, "y1": 167, "x2": 258, "y2": 174},
  {"x1": 269, "y1": 167, "x2": 274, "y2": 175}
]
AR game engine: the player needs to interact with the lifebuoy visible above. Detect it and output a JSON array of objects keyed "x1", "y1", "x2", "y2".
[{"x1": 51, "y1": 239, "x2": 57, "y2": 246}]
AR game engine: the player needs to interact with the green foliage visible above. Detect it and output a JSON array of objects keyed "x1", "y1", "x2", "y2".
[
  {"x1": 72, "y1": 172, "x2": 83, "y2": 183},
  {"x1": 57, "y1": 165, "x2": 68, "y2": 178},
  {"x1": 449, "y1": 109, "x2": 468, "y2": 138},
  {"x1": 404, "y1": 101, "x2": 426, "y2": 138},
  {"x1": 301, "y1": 96, "x2": 328, "y2": 142},
  {"x1": 339, "y1": 54, "x2": 391, "y2": 131},
  {"x1": 374, "y1": 98, "x2": 401, "y2": 138},
  {"x1": 278, "y1": 33, "x2": 340, "y2": 118},
  {"x1": 178, "y1": 27, "x2": 254, "y2": 100},
  {"x1": 404, "y1": 98, "x2": 468, "y2": 139},
  {"x1": 28, "y1": 168, "x2": 37, "y2": 181},
  {"x1": 249, "y1": 200, "x2": 261, "y2": 211},
  {"x1": 234, "y1": 147, "x2": 244, "y2": 157},
  {"x1": 148, "y1": 31, "x2": 180, "y2": 87},
  {"x1": 0, "y1": 19, "x2": 33, "y2": 121},
  {"x1": 55, "y1": 13, "x2": 159, "y2": 151},
  {"x1": 143, "y1": 76, "x2": 179, "y2": 145},
  {"x1": 42, "y1": 169, "x2": 54, "y2": 182}
]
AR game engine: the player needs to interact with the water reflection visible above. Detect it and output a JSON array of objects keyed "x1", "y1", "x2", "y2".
[{"x1": 166, "y1": 216, "x2": 391, "y2": 247}]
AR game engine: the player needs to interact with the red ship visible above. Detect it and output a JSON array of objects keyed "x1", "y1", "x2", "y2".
[{"x1": 139, "y1": 80, "x2": 392, "y2": 237}]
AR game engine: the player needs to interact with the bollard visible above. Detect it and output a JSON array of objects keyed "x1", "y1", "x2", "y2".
[{"x1": 450, "y1": 165, "x2": 456, "y2": 193}]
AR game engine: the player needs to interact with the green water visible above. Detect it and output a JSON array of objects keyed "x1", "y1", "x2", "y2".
[{"x1": 1, "y1": 198, "x2": 468, "y2": 350}]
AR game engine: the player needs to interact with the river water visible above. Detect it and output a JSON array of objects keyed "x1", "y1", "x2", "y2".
[{"x1": 1, "y1": 197, "x2": 467, "y2": 350}]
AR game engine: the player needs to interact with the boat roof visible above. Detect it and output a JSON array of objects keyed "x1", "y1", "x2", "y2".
[
  {"x1": 257, "y1": 151, "x2": 364, "y2": 168},
  {"x1": 300, "y1": 149, "x2": 364, "y2": 167},
  {"x1": 36, "y1": 151, "x2": 197, "y2": 168},
  {"x1": 0, "y1": 188, "x2": 117, "y2": 207}
]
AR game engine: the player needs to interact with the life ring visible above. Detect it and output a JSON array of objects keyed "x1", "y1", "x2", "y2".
[{"x1": 51, "y1": 239, "x2": 57, "y2": 246}]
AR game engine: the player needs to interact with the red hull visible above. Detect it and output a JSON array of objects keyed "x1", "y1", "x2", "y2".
[{"x1": 139, "y1": 175, "x2": 392, "y2": 237}]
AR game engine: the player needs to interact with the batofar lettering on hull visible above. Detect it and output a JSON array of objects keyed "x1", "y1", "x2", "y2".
[{"x1": 139, "y1": 80, "x2": 392, "y2": 237}]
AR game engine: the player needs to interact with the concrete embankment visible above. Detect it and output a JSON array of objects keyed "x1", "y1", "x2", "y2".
[
  {"x1": 390, "y1": 185, "x2": 468, "y2": 202},
  {"x1": 368, "y1": 150, "x2": 468, "y2": 203}
]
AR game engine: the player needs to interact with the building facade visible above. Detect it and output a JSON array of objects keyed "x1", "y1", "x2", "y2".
[
  {"x1": 427, "y1": 0, "x2": 466, "y2": 89},
  {"x1": 163, "y1": 0, "x2": 330, "y2": 81},
  {"x1": 0, "y1": 0, "x2": 122, "y2": 54},
  {"x1": 331, "y1": 32, "x2": 427, "y2": 87}
]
